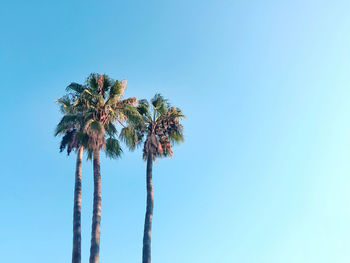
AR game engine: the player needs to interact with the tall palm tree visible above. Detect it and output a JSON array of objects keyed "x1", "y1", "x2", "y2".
[
  {"x1": 69, "y1": 73, "x2": 139, "y2": 263},
  {"x1": 55, "y1": 91, "x2": 89, "y2": 263},
  {"x1": 120, "y1": 94, "x2": 185, "y2": 263}
]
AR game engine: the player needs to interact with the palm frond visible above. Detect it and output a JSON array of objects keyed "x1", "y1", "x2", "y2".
[
  {"x1": 105, "y1": 137, "x2": 123, "y2": 159},
  {"x1": 55, "y1": 115, "x2": 80, "y2": 136},
  {"x1": 120, "y1": 126, "x2": 143, "y2": 150},
  {"x1": 150, "y1": 93, "x2": 168, "y2": 109},
  {"x1": 107, "y1": 80, "x2": 129, "y2": 105},
  {"x1": 168, "y1": 129, "x2": 184, "y2": 144},
  {"x1": 151, "y1": 93, "x2": 169, "y2": 120},
  {"x1": 86, "y1": 148, "x2": 93, "y2": 160},
  {"x1": 102, "y1": 74, "x2": 113, "y2": 94},
  {"x1": 137, "y1": 99, "x2": 150, "y2": 116},
  {"x1": 120, "y1": 103, "x2": 142, "y2": 124},
  {"x1": 105, "y1": 122, "x2": 118, "y2": 138},
  {"x1": 59, "y1": 129, "x2": 79, "y2": 155},
  {"x1": 66, "y1": 83, "x2": 85, "y2": 93},
  {"x1": 87, "y1": 73, "x2": 99, "y2": 93},
  {"x1": 76, "y1": 131, "x2": 89, "y2": 148},
  {"x1": 56, "y1": 95, "x2": 73, "y2": 114},
  {"x1": 89, "y1": 120, "x2": 103, "y2": 133}
]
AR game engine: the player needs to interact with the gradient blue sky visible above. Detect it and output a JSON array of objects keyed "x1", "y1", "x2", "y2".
[{"x1": 1, "y1": 0, "x2": 350, "y2": 262}]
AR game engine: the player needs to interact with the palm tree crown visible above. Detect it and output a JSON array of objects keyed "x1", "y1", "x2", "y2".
[
  {"x1": 121, "y1": 93, "x2": 185, "y2": 159},
  {"x1": 60, "y1": 73, "x2": 139, "y2": 158}
]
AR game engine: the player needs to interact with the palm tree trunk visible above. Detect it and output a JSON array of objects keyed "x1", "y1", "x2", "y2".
[
  {"x1": 72, "y1": 147, "x2": 83, "y2": 263},
  {"x1": 142, "y1": 154, "x2": 154, "y2": 263},
  {"x1": 89, "y1": 150, "x2": 102, "y2": 263}
]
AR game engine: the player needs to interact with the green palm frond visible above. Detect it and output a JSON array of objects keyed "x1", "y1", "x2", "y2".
[
  {"x1": 55, "y1": 115, "x2": 80, "y2": 136},
  {"x1": 56, "y1": 95, "x2": 73, "y2": 114},
  {"x1": 66, "y1": 83, "x2": 85, "y2": 93},
  {"x1": 59, "y1": 129, "x2": 80, "y2": 155},
  {"x1": 101, "y1": 74, "x2": 113, "y2": 94},
  {"x1": 88, "y1": 120, "x2": 103, "y2": 133},
  {"x1": 105, "y1": 122, "x2": 118, "y2": 138},
  {"x1": 105, "y1": 137, "x2": 123, "y2": 159},
  {"x1": 171, "y1": 107, "x2": 185, "y2": 118},
  {"x1": 150, "y1": 93, "x2": 168, "y2": 109},
  {"x1": 168, "y1": 129, "x2": 184, "y2": 144},
  {"x1": 120, "y1": 126, "x2": 144, "y2": 150},
  {"x1": 76, "y1": 131, "x2": 89, "y2": 148},
  {"x1": 137, "y1": 99, "x2": 152, "y2": 120},
  {"x1": 106, "y1": 81, "x2": 123, "y2": 105},
  {"x1": 87, "y1": 73, "x2": 98, "y2": 92},
  {"x1": 86, "y1": 148, "x2": 93, "y2": 160},
  {"x1": 151, "y1": 94, "x2": 170, "y2": 120},
  {"x1": 120, "y1": 103, "x2": 142, "y2": 124}
]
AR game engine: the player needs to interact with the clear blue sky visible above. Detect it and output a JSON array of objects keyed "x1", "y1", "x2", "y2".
[{"x1": 1, "y1": 0, "x2": 350, "y2": 262}]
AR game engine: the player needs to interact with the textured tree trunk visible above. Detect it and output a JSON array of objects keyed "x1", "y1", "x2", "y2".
[
  {"x1": 72, "y1": 147, "x2": 83, "y2": 263},
  {"x1": 89, "y1": 150, "x2": 102, "y2": 263},
  {"x1": 142, "y1": 154, "x2": 154, "y2": 263}
]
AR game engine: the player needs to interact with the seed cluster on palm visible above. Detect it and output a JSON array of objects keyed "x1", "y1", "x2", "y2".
[{"x1": 55, "y1": 74, "x2": 184, "y2": 263}]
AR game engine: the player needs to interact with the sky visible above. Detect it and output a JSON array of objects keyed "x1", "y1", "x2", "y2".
[{"x1": 1, "y1": 0, "x2": 350, "y2": 262}]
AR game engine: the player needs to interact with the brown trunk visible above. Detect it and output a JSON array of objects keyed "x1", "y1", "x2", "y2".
[
  {"x1": 89, "y1": 150, "x2": 102, "y2": 263},
  {"x1": 142, "y1": 154, "x2": 154, "y2": 263},
  {"x1": 72, "y1": 147, "x2": 83, "y2": 263}
]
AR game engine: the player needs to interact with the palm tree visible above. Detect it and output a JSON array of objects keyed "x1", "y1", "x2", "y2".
[
  {"x1": 69, "y1": 73, "x2": 139, "y2": 263},
  {"x1": 55, "y1": 91, "x2": 90, "y2": 263},
  {"x1": 120, "y1": 94, "x2": 185, "y2": 263}
]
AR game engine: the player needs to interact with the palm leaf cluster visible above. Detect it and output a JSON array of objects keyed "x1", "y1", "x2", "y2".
[
  {"x1": 121, "y1": 94, "x2": 184, "y2": 160},
  {"x1": 56, "y1": 73, "x2": 139, "y2": 158}
]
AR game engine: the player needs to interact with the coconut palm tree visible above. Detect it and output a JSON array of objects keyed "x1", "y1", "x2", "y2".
[
  {"x1": 120, "y1": 94, "x2": 185, "y2": 263},
  {"x1": 69, "y1": 73, "x2": 139, "y2": 263},
  {"x1": 55, "y1": 91, "x2": 89, "y2": 263}
]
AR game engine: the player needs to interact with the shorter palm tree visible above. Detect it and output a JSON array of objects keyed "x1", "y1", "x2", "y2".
[
  {"x1": 55, "y1": 92, "x2": 89, "y2": 263},
  {"x1": 120, "y1": 94, "x2": 185, "y2": 263}
]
